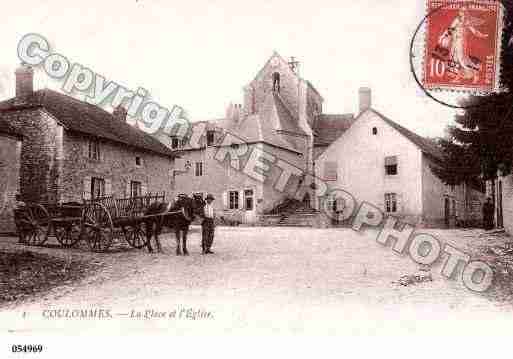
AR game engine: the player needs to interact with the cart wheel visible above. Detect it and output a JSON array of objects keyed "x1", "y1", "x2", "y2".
[
  {"x1": 122, "y1": 221, "x2": 149, "y2": 249},
  {"x1": 55, "y1": 222, "x2": 81, "y2": 248},
  {"x1": 82, "y1": 203, "x2": 114, "y2": 252},
  {"x1": 16, "y1": 205, "x2": 50, "y2": 246}
]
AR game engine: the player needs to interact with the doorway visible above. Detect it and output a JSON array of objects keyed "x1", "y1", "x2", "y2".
[
  {"x1": 497, "y1": 180, "x2": 503, "y2": 228},
  {"x1": 444, "y1": 197, "x2": 450, "y2": 227}
]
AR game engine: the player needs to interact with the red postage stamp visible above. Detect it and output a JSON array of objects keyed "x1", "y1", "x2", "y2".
[{"x1": 423, "y1": 0, "x2": 504, "y2": 93}]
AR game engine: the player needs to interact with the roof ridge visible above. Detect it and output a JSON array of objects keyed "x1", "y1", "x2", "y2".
[{"x1": 369, "y1": 109, "x2": 444, "y2": 161}]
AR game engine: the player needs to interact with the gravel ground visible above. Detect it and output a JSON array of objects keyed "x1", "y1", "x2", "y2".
[{"x1": 0, "y1": 226, "x2": 511, "y2": 335}]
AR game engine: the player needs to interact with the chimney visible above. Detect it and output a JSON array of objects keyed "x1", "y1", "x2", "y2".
[
  {"x1": 358, "y1": 87, "x2": 372, "y2": 113},
  {"x1": 226, "y1": 103, "x2": 241, "y2": 122},
  {"x1": 113, "y1": 105, "x2": 128, "y2": 122},
  {"x1": 233, "y1": 104, "x2": 241, "y2": 122},
  {"x1": 15, "y1": 64, "x2": 34, "y2": 99},
  {"x1": 226, "y1": 102, "x2": 234, "y2": 119}
]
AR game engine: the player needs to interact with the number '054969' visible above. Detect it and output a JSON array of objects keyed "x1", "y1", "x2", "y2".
[{"x1": 11, "y1": 344, "x2": 43, "y2": 353}]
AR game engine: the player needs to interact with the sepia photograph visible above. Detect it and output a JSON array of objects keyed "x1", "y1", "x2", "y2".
[{"x1": 1, "y1": 0, "x2": 513, "y2": 357}]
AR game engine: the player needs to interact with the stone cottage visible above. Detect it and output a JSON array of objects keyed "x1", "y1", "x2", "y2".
[{"x1": 0, "y1": 65, "x2": 176, "y2": 205}]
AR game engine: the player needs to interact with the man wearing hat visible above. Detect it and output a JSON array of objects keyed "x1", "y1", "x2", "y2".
[{"x1": 201, "y1": 194, "x2": 216, "y2": 254}]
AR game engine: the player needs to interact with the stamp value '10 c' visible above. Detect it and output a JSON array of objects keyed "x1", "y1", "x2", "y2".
[{"x1": 423, "y1": 0, "x2": 504, "y2": 93}]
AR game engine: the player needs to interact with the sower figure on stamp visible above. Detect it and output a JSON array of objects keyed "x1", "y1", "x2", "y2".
[{"x1": 201, "y1": 194, "x2": 216, "y2": 254}]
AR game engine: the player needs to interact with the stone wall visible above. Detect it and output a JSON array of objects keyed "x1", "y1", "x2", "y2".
[
  {"x1": 243, "y1": 54, "x2": 300, "y2": 119},
  {"x1": 0, "y1": 135, "x2": 21, "y2": 233},
  {"x1": 61, "y1": 132, "x2": 174, "y2": 202},
  {"x1": 0, "y1": 108, "x2": 60, "y2": 204}
]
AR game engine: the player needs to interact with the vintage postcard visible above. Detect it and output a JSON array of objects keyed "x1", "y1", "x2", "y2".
[{"x1": 1, "y1": 0, "x2": 513, "y2": 357}]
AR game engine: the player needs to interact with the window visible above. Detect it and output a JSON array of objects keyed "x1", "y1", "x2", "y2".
[
  {"x1": 207, "y1": 131, "x2": 215, "y2": 146},
  {"x1": 130, "y1": 181, "x2": 142, "y2": 197},
  {"x1": 230, "y1": 158, "x2": 240, "y2": 170},
  {"x1": 385, "y1": 193, "x2": 397, "y2": 213},
  {"x1": 195, "y1": 162, "x2": 203, "y2": 176},
  {"x1": 229, "y1": 191, "x2": 239, "y2": 209},
  {"x1": 135, "y1": 156, "x2": 142, "y2": 166},
  {"x1": 88, "y1": 139, "x2": 101, "y2": 160},
  {"x1": 324, "y1": 161, "x2": 338, "y2": 181},
  {"x1": 372, "y1": 127, "x2": 378, "y2": 135},
  {"x1": 181, "y1": 137, "x2": 188, "y2": 147},
  {"x1": 91, "y1": 177, "x2": 105, "y2": 199},
  {"x1": 385, "y1": 156, "x2": 398, "y2": 175},
  {"x1": 171, "y1": 137, "x2": 180, "y2": 149},
  {"x1": 244, "y1": 189, "x2": 254, "y2": 210},
  {"x1": 272, "y1": 72, "x2": 280, "y2": 92}
]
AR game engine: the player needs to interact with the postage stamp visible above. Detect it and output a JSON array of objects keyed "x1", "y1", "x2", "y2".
[{"x1": 423, "y1": 0, "x2": 504, "y2": 93}]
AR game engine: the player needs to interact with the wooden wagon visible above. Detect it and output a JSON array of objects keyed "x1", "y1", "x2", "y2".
[{"x1": 13, "y1": 192, "x2": 183, "y2": 252}]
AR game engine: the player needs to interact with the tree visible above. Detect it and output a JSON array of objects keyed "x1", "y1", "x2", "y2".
[{"x1": 433, "y1": 1, "x2": 513, "y2": 199}]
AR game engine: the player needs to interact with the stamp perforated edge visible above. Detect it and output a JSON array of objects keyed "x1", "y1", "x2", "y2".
[{"x1": 421, "y1": 0, "x2": 506, "y2": 95}]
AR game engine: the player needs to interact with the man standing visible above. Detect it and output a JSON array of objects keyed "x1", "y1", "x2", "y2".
[
  {"x1": 482, "y1": 197, "x2": 494, "y2": 230},
  {"x1": 202, "y1": 194, "x2": 216, "y2": 254}
]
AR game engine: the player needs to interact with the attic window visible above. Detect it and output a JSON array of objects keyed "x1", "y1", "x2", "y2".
[
  {"x1": 207, "y1": 131, "x2": 215, "y2": 146},
  {"x1": 135, "y1": 156, "x2": 142, "y2": 166},
  {"x1": 372, "y1": 127, "x2": 378, "y2": 135}
]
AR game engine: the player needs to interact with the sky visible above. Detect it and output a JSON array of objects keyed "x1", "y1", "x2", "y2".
[{"x1": 0, "y1": 0, "x2": 461, "y2": 138}]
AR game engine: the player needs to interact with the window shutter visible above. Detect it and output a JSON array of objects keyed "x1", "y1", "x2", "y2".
[
  {"x1": 239, "y1": 190, "x2": 244, "y2": 209},
  {"x1": 105, "y1": 179, "x2": 112, "y2": 196},
  {"x1": 83, "y1": 177, "x2": 91, "y2": 200},
  {"x1": 126, "y1": 181, "x2": 131, "y2": 197},
  {"x1": 222, "y1": 191, "x2": 228, "y2": 208},
  {"x1": 141, "y1": 183, "x2": 148, "y2": 195},
  {"x1": 84, "y1": 140, "x2": 89, "y2": 158}
]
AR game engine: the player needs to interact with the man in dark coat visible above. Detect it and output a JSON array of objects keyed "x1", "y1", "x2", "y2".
[
  {"x1": 482, "y1": 197, "x2": 494, "y2": 230},
  {"x1": 201, "y1": 194, "x2": 216, "y2": 254}
]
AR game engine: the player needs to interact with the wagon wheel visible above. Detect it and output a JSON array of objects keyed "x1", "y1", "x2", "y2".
[
  {"x1": 15, "y1": 205, "x2": 50, "y2": 246},
  {"x1": 55, "y1": 221, "x2": 82, "y2": 248},
  {"x1": 122, "y1": 220, "x2": 149, "y2": 249},
  {"x1": 82, "y1": 203, "x2": 114, "y2": 252}
]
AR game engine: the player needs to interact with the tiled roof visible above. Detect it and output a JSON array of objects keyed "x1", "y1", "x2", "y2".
[
  {"x1": 178, "y1": 92, "x2": 306, "y2": 154},
  {"x1": 370, "y1": 109, "x2": 444, "y2": 162},
  {"x1": 0, "y1": 89, "x2": 175, "y2": 158},
  {"x1": 313, "y1": 113, "x2": 354, "y2": 147}
]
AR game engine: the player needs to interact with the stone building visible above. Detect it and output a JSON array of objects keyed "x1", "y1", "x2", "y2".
[
  {"x1": 0, "y1": 65, "x2": 176, "y2": 205},
  {"x1": 315, "y1": 90, "x2": 484, "y2": 227},
  {"x1": 0, "y1": 119, "x2": 22, "y2": 233}
]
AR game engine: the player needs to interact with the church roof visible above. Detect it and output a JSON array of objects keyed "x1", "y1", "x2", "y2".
[
  {"x1": 178, "y1": 92, "x2": 307, "y2": 154},
  {"x1": 0, "y1": 89, "x2": 176, "y2": 158},
  {"x1": 313, "y1": 113, "x2": 355, "y2": 147}
]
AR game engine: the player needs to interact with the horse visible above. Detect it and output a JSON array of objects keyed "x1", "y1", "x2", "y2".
[{"x1": 144, "y1": 194, "x2": 204, "y2": 255}]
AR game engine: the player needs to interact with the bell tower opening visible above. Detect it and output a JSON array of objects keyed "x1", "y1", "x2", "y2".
[{"x1": 272, "y1": 72, "x2": 280, "y2": 93}]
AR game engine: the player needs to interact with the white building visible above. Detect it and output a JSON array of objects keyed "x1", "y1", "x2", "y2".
[{"x1": 315, "y1": 89, "x2": 484, "y2": 227}]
